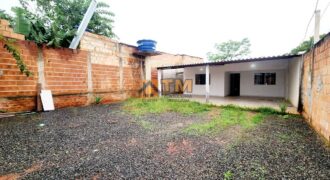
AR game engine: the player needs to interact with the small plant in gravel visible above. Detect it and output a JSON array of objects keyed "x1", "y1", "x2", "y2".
[
  {"x1": 95, "y1": 96, "x2": 102, "y2": 104},
  {"x1": 279, "y1": 102, "x2": 288, "y2": 114},
  {"x1": 224, "y1": 170, "x2": 233, "y2": 180}
]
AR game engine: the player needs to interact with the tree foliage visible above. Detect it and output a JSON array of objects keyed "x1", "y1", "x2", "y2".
[
  {"x1": 0, "y1": 10, "x2": 13, "y2": 22},
  {"x1": 0, "y1": 0, "x2": 115, "y2": 77},
  {"x1": 207, "y1": 38, "x2": 251, "y2": 61},
  {"x1": 13, "y1": 0, "x2": 115, "y2": 47},
  {"x1": 290, "y1": 34, "x2": 326, "y2": 54}
]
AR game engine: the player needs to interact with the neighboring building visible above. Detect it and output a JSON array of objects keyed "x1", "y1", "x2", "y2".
[
  {"x1": 144, "y1": 53, "x2": 203, "y2": 96},
  {"x1": 145, "y1": 53, "x2": 203, "y2": 81},
  {"x1": 158, "y1": 54, "x2": 302, "y2": 107}
]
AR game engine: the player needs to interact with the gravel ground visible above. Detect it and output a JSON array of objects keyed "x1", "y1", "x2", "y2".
[{"x1": 0, "y1": 103, "x2": 329, "y2": 179}]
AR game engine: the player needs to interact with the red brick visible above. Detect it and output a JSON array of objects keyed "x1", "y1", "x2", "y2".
[{"x1": 0, "y1": 19, "x2": 9, "y2": 26}]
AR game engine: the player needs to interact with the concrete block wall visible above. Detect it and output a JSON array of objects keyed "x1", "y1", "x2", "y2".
[
  {"x1": 301, "y1": 34, "x2": 330, "y2": 142},
  {"x1": 0, "y1": 20, "x2": 25, "y2": 40},
  {"x1": 80, "y1": 32, "x2": 143, "y2": 103}
]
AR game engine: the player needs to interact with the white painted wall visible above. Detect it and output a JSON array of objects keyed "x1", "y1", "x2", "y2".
[
  {"x1": 184, "y1": 66, "x2": 225, "y2": 96},
  {"x1": 239, "y1": 70, "x2": 286, "y2": 97},
  {"x1": 287, "y1": 57, "x2": 302, "y2": 107},
  {"x1": 184, "y1": 59, "x2": 291, "y2": 98}
]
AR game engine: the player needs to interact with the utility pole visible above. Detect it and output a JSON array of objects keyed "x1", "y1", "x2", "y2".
[
  {"x1": 314, "y1": 10, "x2": 321, "y2": 44},
  {"x1": 69, "y1": 0, "x2": 98, "y2": 49}
]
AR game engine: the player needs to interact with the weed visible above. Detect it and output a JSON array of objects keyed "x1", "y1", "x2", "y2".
[
  {"x1": 224, "y1": 170, "x2": 233, "y2": 180},
  {"x1": 279, "y1": 102, "x2": 288, "y2": 114},
  {"x1": 95, "y1": 96, "x2": 102, "y2": 104}
]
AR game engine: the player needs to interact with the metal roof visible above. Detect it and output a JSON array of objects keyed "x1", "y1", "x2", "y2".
[{"x1": 157, "y1": 54, "x2": 302, "y2": 70}]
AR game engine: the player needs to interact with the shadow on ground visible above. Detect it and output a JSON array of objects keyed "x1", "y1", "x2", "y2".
[{"x1": 0, "y1": 103, "x2": 329, "y2": 179}]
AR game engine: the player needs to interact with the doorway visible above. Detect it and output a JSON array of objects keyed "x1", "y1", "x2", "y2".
[{"x1": 230, "y1": 73, "x2": 240, "y2": 96}]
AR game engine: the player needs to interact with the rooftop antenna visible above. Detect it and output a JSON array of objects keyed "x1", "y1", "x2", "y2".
[{"x1": 69, "y1": 0, "x2": 98, "y2": 49}]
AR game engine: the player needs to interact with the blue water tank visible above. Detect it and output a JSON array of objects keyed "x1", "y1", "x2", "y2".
[{"x1": 137, "y1": 39, "x2": 157, "y2": 52}]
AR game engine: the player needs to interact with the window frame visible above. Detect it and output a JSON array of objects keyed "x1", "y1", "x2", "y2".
[
  {"x1": 254, "y1": 73, "x2": 276, "y2": 85},
  {"x1": 195, "y1": 74, "x2": 211, "y2": 85}
]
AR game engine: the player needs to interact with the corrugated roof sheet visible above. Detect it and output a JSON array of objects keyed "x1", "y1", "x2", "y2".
[{"x1": 157, "y1": 54, "x2": 302, "y2": 69}]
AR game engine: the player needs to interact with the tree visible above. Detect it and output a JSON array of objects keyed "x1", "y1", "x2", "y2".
[
  {"x1": 14, "y1": 0, "x2": 115, "y2": 47},
  {"x1": 290, "y1": 34, "x2": 326, "y2": 54},
  {"x1": 207, "y1": 38, "x2": 251, "y2": 61}
]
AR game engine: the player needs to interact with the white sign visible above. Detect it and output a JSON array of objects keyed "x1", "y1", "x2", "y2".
[{"x1": 40, "y1": 90, "x2": 55, "y2": 111}]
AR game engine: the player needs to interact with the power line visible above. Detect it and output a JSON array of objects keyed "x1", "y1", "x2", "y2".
[{"x1": 301, "y1": 0, "x2": 320, "y2": 42}]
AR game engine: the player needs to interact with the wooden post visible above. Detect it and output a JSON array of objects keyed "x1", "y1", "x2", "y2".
[
  {"x1": 205, "y1": 65, "x2": 210, "y2": 103},
  {"x1": 158, "y1": 69, "x2": 162, "y2": 97}
]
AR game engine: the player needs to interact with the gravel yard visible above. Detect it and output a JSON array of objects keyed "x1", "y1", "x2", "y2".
[{"x1": 0, "y1": 101, "x2": 329, "y2": 179}]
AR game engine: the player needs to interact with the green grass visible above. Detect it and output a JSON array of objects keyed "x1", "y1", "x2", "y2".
[
  {"x1": 184, "y1": 105, "x2": 274, "y2": 135},
  {"x1": 124, "y1": 97, "x2": 212, "y2": 116},
  {"x1": 124, "y1": 98, "x2": 294, "y2": 135}
]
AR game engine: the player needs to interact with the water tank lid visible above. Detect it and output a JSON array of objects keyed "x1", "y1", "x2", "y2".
[{"x1": 137, "y1": 39, "x2": 157, "y2": 45}]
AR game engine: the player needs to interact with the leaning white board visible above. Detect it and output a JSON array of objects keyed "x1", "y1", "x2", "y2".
[{"x1": 40, "y1": 90, "x2": 55, "y2": 111}]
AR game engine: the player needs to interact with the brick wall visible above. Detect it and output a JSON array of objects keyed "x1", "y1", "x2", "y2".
[
  {"x1": 0, "y1": 20, "x2": 143, "y2": 112},
  {"x1": 0, "y1": 39, "x2": 38, "y2": 112},
  {"x1": 301, "y1": 34, "x2": 330, "y2": 142}
]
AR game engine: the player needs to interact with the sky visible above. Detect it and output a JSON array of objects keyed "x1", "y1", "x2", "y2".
[{"x1": 2, "y1": 0, "x2": 330, "y2": 59}]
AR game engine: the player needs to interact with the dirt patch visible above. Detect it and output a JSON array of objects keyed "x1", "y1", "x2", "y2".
[
  {"x1": 207, "y1": 107, "x2": 221, "y2": 119},
  {"x1": 167, "y1": 139, "x2": 194, "y2": 156},
  {"x1": 0, "y1": 162, "x2": 43, "y2": 180}
]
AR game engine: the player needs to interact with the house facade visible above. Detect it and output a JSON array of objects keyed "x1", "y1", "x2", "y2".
[{"x1": 158, "y1": 55, "x2": 302, "y2": 107}]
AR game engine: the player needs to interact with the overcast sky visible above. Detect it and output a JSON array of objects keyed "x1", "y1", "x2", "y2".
[{"x1": 2, "y1": 0, "x2": 330, "y2": 59}]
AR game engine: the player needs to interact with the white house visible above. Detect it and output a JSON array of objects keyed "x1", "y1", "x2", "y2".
[{"x1": 157, "y1": 54, "x2": 303, "y2": 108}]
